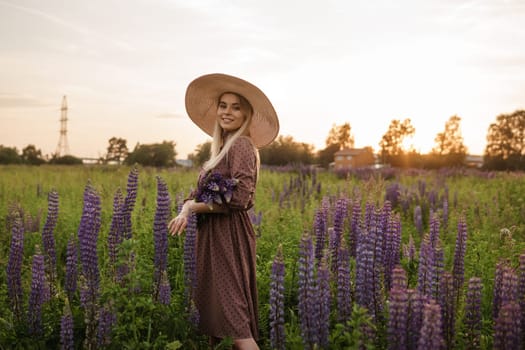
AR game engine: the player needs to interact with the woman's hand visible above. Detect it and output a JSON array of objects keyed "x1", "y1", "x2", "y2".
[{"x1": 168, "y1": 200, "x2": 194, "y2": 236}]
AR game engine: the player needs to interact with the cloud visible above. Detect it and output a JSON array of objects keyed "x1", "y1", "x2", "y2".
[{"x1": 0, "y1": 94, "x2": 52, "y2": 108}]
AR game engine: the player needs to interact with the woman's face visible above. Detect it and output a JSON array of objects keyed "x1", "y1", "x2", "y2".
[{"x1": 217, "y1": 93, "x2": 246, "y2": 133}]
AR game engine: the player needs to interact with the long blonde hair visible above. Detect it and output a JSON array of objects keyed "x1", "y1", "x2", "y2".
[{"x1": 203, "y1": 92, "x2": 260, "y2": 172}]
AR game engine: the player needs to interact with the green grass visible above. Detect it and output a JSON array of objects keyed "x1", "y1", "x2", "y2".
[{"x1": 0, "y1": 165, "x2": 524, "y2": 349}]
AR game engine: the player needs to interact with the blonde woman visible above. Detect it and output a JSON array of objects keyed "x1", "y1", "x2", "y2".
[{"x1": 169, "y1": 73, "x2": 279, "y2": 349}]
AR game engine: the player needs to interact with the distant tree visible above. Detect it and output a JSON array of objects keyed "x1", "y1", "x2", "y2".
[
  {"x1": 316, "y1": 143, "x2": 340, "y2": 169},
  {"x1": 326, "y1": 123, "x2": 355, "y2": 150},
  {"x1": 0, "y1": 145, "x2": 22, "y2": 164},
  {"x1": 105, "y1": 137, "x2": 128, "y2": 164},
  {"x1": 49, "y1": 155, "x2": 83, "y2": 165},
  {"x1": 21, "y1": 144, "x2": 46, "y2": 165},
  {"x1": 259, "y1": 135, "x2": 315, "y2": 166},
  {"x1": 431, "y1": 115, "x2": 467, "y2": 167},
  {"x1": 125, "y1": 141, "x2": 177, "y2": 167},
  {"x1": 379, "y1": 118, "x2": 415, "y2": 164},
  {"x1": 188, "y1": 141, "x2": 211, "y2": 167},
  {"x1": 484, "y1": 110, "x2": 525, "y2": 170},
  {"x1": 316, "y1": 123, "x2": 355, "y2": 169}
]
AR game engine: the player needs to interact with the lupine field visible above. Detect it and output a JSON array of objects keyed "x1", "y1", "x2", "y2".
[{"x1": 1, "y1": 165, "x2": 525, "y2": 349}]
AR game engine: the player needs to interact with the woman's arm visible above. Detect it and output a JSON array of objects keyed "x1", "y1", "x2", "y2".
[{"x1": 168, "y1": 199, "x2": 228, "y2": 236}]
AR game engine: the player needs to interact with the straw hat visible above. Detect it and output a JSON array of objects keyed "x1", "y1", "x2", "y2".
[{"x1": 185, "y1": 73, "x2": 279, "y2": 148}]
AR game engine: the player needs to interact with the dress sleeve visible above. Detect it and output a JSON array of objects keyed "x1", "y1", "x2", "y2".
[{"x1": 227, "y1": 136, "x2": 257, "y2": 210}]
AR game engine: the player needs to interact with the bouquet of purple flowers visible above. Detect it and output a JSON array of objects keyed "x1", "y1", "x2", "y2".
[{"x1": 195, "y1": 171, "x2": 238, "y2": 209}]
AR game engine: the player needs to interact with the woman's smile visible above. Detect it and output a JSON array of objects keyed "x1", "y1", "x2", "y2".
[{"x1": 217, "y1": 93, "x2": 246, "y2": 132}]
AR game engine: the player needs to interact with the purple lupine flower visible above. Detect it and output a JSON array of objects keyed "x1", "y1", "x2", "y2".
[
  {"x1": 330, "y1": 198, "x2": 348, "y2": 273},
  {"x1": 122, "y1": 167, "x2": 138, "y2": 239},
  {"x1": 7, "y1": 216, "x2": 24, "y2": 322},
  {"x1": 195, "y1": 171, "x2": 238, "y2": 208},
  {"x1": 364, "y1": 202, "x2": 375, "y2": 231},
  {"x1": 417, "y1": 300, "x2": 445, "y2": 350},
  {"x1": 78, "y1": 184, "x2": 101, "y2": 307},
  {"x1": 313, "y1": 200, "x2": 329, "y2": 263},
  {"x1": 428, "y1": 213, "x2": 440, "y2": 247},
  {"x1": 464, "y1": 277, "x2": 482, "y2": 350},
  {"x1": 183, "y1": 211, "x2": 198, "y2": 297},
  {"x1": 41, "y1": 190, "x2": 59, "y2": 293},
  {"x1": 317, "y1": 254, "x2": 331, "y2": 348},
  {"x1": 493, "y1": 261, "x2": 518, "y2": 321},
  {"x1": 439, "y1": 271, "x2": 455, "y2": 349},
  {"x1": 407, "y1": 289, "x2": 424, "y2": 350},
  {"x1": 28, "y1": 252, "x2": 46, "y2": 336},
  {"x1": 107, "y1": 188, "x2": 123, "y2": 272},
  {"x1": 158, "y1": 270, "x2": 171, "y2": 305},
  {"x1": 77, "y1": 184, "x2": 102, "y2": 349},
  {"x1": 385, "y1": 182, "x2": 401, "y2": 208},
  {"x1": 349, "y1": 197, "x2": 362, "y2": 257},
  {"x1": 297, "y1": 232, "x2": 319, "y2": 348},
  {"x1": 381, "y1": 201, "x2": 392, "y2": 277},
  {"x1": 388, "y1": 268, "x2": 409, "y2": 350},
  {"x1": 493, "y1": 260, "x2": 507, "y2": 321},
  {"x1": 391, "y1": 265, "x2": 407, "y2": 290},
  {"x1": 499, "y1": 267, "x2": 519, "y2": 309},
  {"x1": 65, "y1": 235, "x2": 78, "y2": 300},
  {"x1": 355, "y1": 225, "x2": 374, "y2": 316},
  {"x1": 433, "y1": 245, "x2": 444, "y2": 299},
  {"x1": 96, "y1": 305, "x2": 117, "y2": 347},
  {"x1": 519, "y1": 253, "x2": 525, "y2": 346},
  {"x1": 153, "y1": 176, "x2": 171, "y2": 301},
  {"x1": 60, "y1": 302, "x2": 74, "y2": 350},
  {"x1": 370, "y1": 208, "x2": 385, "y2": 323},
  {"x1": 336, "y1": 240, "x2": 352, "y2": 324},
  {"x1": 494, "y1": 302, "x2": 522, "y2": 350},
  {"x1": 414, "y1": 206, "x2": 423, "y2": 235},
  {"x1": 452, "y1": 216, "x2": 467, "y2": 303},
  {"x1": 417, "y1": 237, "x2": 431, "y2": 297},
  {"x1": 417, "y1": 233, "x2": 443, "y2": 299},
  {"x1": 385, "y1": 213, "x2": 402, "y2": 291},
  {"x1": 381, "y1": 200, "x2": 392, "y2": 234},
  {"x1": 269, "y1": 245, "x2": 286, "y2": 350}
]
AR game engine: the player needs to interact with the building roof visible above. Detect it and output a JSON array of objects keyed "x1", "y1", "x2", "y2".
[{"x1": 334, "y1": 148, "x2": 367, "y2": 156}]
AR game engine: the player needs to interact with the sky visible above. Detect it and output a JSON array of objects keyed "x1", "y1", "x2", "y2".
[{"x1": 0, "y1": 0, "x2": 524, "y2": 159}]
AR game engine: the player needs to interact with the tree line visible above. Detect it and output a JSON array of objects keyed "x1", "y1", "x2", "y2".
[{"x1": 1, "y1": 110, "x2": 524, "y2": 170}]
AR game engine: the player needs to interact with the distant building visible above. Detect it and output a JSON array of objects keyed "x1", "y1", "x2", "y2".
[
  {"x1": 333, "y1": 148, "x2": 376, "y2": 169},
  {"x1": 176, "y1": 159, "x2": 193, "y2": 168},
  {"x1": 465, "y1": 155, "x2": 483, "y2": 168}
]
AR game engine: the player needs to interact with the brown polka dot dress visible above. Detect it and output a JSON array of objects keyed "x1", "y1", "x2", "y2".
[{"x1": 192, "y1": 136, "x2": 259, "y2": 340}]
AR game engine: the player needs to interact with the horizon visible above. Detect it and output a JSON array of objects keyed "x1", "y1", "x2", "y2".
[{"x1": 1, "y1": 0, "x2": 524, "y2": 158}]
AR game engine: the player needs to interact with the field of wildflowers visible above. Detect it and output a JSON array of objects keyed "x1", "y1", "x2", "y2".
[{"x1": 0, "y1": 165, "x2": 524, "y2": 349}]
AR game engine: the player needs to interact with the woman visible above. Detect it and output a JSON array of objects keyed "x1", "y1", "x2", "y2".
[{"x1": 169, "y1": 73, "x2": 279, "y2": 349}]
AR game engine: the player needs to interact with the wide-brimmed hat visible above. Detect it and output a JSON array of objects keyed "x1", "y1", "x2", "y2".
[{"x1": 185, "y1": 73, "x2": 279, "y2": 148}]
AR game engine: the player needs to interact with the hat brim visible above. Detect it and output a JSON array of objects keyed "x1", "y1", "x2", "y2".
[{"x1": 185, "y1": 73, "x2": 279, "y2": 148}]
